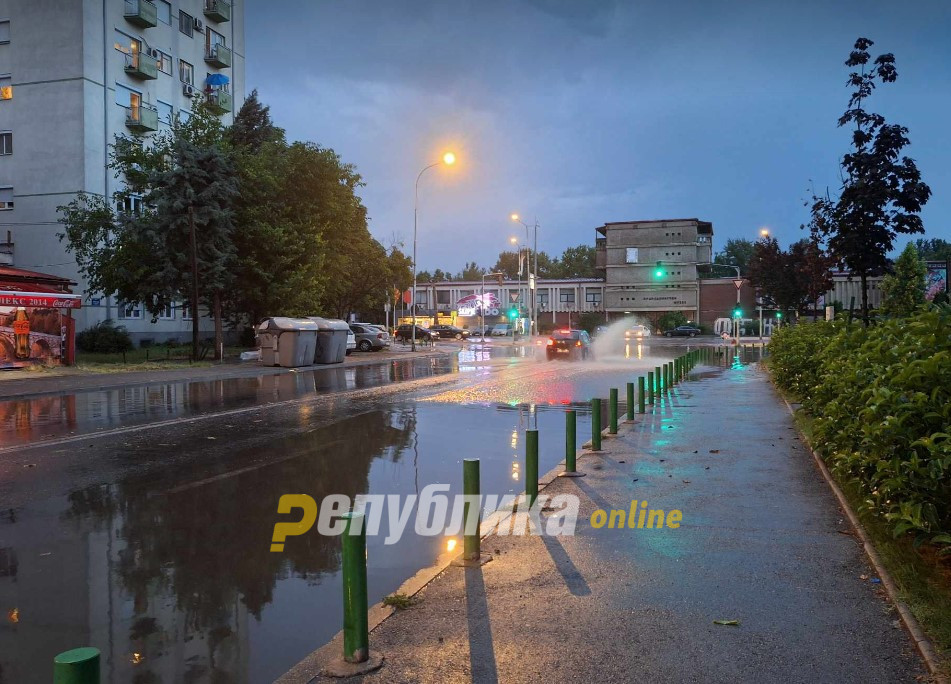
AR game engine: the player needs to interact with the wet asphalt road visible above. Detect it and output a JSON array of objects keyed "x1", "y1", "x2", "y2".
[{"x1": 0, "y1": 336, "x2": 709, "y2": 683}]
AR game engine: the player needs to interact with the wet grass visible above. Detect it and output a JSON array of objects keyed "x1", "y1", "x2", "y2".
[
  {"x1": 382, "y1": 593, "x2": 418, "y2": 610},
  {"x1": 791, "y1": 407, "x2": 951, "y2": 675}
]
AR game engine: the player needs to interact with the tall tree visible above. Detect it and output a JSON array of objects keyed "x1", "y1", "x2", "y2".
[
  {"x1": 807, "y1": 37, "x2": 931, "y2": 324},
  {"x1": 458, "y1": 262, "x2": 486, "y2": 281},
  {"x1": 557, "y1": 245, "x2": 597, "y2": 278},
  {"x1": 492, "y1": 251, "x2": 522, "y2": 279},
  {"x1": 879, "y1": 242, "x2": 926, "y2": 316},
  {"x1": 791, "y1": 238, "x2": 835, "y2": 319},
  {"x1": 713, "y1": 238, "x2": 756, "y2": 275},
  {"x1": 913, "y1": 238, "x2": 951, "y2": 262},
  {"x1": 748, "y1": 237, "x2": 833, "y2": 318}
]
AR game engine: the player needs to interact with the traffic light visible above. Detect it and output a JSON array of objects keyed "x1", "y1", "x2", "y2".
[
  {"x1": 654, "y1": 261, "x2": 664, "y2": 279},
  {"x1": 508, "y1": 307, "x2": 519, "y2": 320},
  {"x1": 732, "y1": 307, "x2": 742, "y2": 319},
  {"x1": 775, "y1": 311, "x2": 783, "y2": 319}
]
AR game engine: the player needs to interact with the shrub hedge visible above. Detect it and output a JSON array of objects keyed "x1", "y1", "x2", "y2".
[
  {"x1": 76, "y1": 320, "x2": 134, "y2": 354},
  {"x1": 769, "y1": 308, "x2": 951, "y2": 550}
]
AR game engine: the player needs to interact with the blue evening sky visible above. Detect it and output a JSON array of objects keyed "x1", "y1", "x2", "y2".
[{"x1": 245, "y1": 0, "x2": 951, "y2": 272}]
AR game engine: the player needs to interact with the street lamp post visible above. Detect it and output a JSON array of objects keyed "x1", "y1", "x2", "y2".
[
  {"x1": 511, "y1": 214, "x2": 539, "y2": 337},
  {"x1": 510, "y1": 237, "x2": 527, "y2": 336},
  {"x1": 412, "y1": 152, "x2": 455, "y2": 351}
]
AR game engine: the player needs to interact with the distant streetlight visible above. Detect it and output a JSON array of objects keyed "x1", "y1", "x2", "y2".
[
  {"x1": 511, "y1": 213, "x2": 539, "y2": 336},
  {"x1": 760, "y1": 228, "x2": 770, "y2": 238},
  {"x1": 411, "y1": 151, "x2": 457, "y2": 351}
]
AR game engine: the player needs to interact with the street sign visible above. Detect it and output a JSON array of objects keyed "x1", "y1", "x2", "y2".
[
  {"x1": 510, "y1": 293, "x2": 519, "y2": 302},
  {"x1": 733, "y1": 279, "x2": 744, "y2": 290}
]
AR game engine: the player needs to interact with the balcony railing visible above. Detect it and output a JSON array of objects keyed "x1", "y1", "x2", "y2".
[
  {"x1": 126, "y1": 104, "x2": 159, "y2": 133},
  {"x1": 205, "y1": 89, "x2": 232, "y2": 114},
  {"x1": 204, "y1": 0, "x2": 231, "y2": 22},
  {"x1": 124, "y1": 52, "x2": 158, "y2": 80},
  {"x1": 204, "y1": 43, "x2": 232, "y2": 69},
  {"x1": 124, "y1": 0, "x2": 158, "y2": 28}
]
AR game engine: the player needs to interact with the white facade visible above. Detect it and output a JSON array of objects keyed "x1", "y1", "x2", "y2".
[{"x1": 0, "y1": 0, "x2": 245, "y2": 341}]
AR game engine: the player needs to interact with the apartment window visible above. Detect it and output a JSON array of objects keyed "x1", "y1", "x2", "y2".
[
  {"x1": 585, "y1": 290, "x2": 602, "y2": 304},
  {"x1": 179, "y1": 11, "x2": 194, "y2": 37},
  {"x1": 0, "y1": 20, "x2": 10, "y2": 44},
  {"x1": 179, "y1": 109, "x2": 191, "y2": 124},
  {"x1": 115, "y1": 83, "x2": 139, "y2": 108},
  {"x1": 206, "y1": 27, "x2": 226, "y2": 54},
  {"x1": 0, "y1": 75, "x2": 11, "y2": 100},
  {"x1": 181, "y1": 301, "x2": 193, "y2": 320},
  {"x1": 113, "y1": 30, "x2": 135, "y2": 55},
  {"x1": 156, "y1": 100, "x2": 173, "y2": 127},
  {"x1": 0, "y1": 186, "x2": 12, "y2": 210},
  {"x1": 156, "y1": 0, "x2": 171, "y2": 24},
  {"x1": 0, "y1": 132, "x2": 10, "y2": 155},
  {"x1": 157, "y1": 50, "x2": 172, "y2": 75},
  {"x1": 118, "y1": 302, "x2": 142, "y2": 320},
  {"x1": 559, "y1": 289, "x2": 575, "y2": 304},
  {"x1": 625, "y1": 247, "x2": 639, "y2": 264},
  {"x1": 158, "y1": 302, "x2": 174, "y2": 319},
  {"x1": 179, "y1": 59, "x2": 194, "y2": 85},
  {"x1": 118, "y1": 195, "x2": 144, "y2": 215}
]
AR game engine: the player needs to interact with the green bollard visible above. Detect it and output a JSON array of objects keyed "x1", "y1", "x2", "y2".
[
  {"x1": 526, "y1": 429, "x2": 539, "y2": 506},
  {"x1": 54, "y1": 648, "x2": 100, "y2": 684},
  {"x1": 609, "y1": 388, "x2": 618, "y2": 434},
  {"x1": 626, "y1": 382, "x2": 635, "y2": 421},
  {"x1": 647, "y1": 371, "x2": 655, "y2": 405},
  {"x1": 591, "y1": 399, "x2": 602, "y2": 451},
  {"x1": 341, "y1": 511, "x2": 369, "y2": 663},
  {"x1": 565, "y1": 410, "x2": 577, "y2": 471},
  {"x1": 655, "y1": 365, "x2": 663, "y2": 395},
  {"x1": 462, "y1": 459, "x2": 481, "y2": 561},
  {"x1": 637, "y1": 376, "x2": 645, "y2": 413}
]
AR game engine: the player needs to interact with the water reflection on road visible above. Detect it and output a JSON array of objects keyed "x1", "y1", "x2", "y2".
[{"x1": 0, "y1": 339, "x2": 722, "y2": 683}]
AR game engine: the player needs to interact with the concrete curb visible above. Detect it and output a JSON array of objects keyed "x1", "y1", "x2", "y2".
[{"x1": 776, "y1": 387, "x2": 948, "y2": 683}]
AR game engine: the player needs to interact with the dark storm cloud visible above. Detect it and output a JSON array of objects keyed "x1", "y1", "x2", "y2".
[{"x1": 246, "y1": 1, "x2": 951, "y2": 270}]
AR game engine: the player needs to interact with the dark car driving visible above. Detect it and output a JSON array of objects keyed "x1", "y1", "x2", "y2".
[
  {"x1": 545, "y1": 329, "x2": 593, "y2": 361},
  {"x1": 429, "y1": 324, "x2": 471, "y2": 340},
  {"x1": 394, "y1": 324, "x2": 437, "y2": 343},
  {"x1": 663, "y1": 325, "x2": 702, "y2": 338}
]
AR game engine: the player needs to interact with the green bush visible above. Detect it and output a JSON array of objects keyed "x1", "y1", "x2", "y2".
[
  {"x1": 76, "y1": 320, "x2": 134, "y2": 353},
  {"x1": 769, "y1": 310, "x2": 951, "y2": 550}
]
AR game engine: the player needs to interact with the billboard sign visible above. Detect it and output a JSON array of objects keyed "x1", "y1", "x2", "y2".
[{"x1": 456, "y1": 292, "x2": 502, "y2": 317}]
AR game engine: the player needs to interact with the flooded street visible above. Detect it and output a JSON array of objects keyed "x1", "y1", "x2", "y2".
[{"x1": 0, "y1": 338, "x2": 714, "y2": 683}]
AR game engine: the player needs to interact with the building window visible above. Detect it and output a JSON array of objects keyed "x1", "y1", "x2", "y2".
[
  {"x1": 559, "y1": 289, "x2": 575, "y2": 304},
  {"x1": 117, "y1": 195, "x2": 144, "y2": 215},
  {"x1": 157, "y1": 50, "x2": 172, "y2": 75},
  {"x1": 158, "y1": 302, "x2": 174, "y2": 319},
  {"x1": 156, "y1": 100, "x2": 173, "y2": 127},
  {"x1": 0, "y1": 186, "x2": 12, "y2": 210},
  {"x1": 0, "y1": 132, "x2": 10, "y2": 155},
  {"x1": 206, "y1": 27, "x2": 226, "y2": 55},
  {"x1": 156, "y1": 0, "x2": 171, "y2": 24},
  {"x1": 118, "y1": 302, "x2": 142, "y2": 319},
  {"x1": 179, "y1": 109, "x2": 191, "y2": 124},
  {"x1": 179, "y1": 11, "x2": 194, "y2": 37},
  {"x1": 0, "y1": 20, "x2": 10, "y2": 44},
  {"x1": 537, "y1": 292, "x2": 550, "y2": 307},
  {"x1": 625, "y1": 247, "x2": 639, "y2": 264},
  {"x1": 181, "y1": 301, "x2": 193, "y2": 320},
  {"x1": 179, "y1": 59, "x2": 194, "y2": 85},
  {"x1": 585, "y1": 290, "x2": 602, "y2": 304},
  {"x1": 0, "y1": 75, "x2": 11, "y2": 100}
]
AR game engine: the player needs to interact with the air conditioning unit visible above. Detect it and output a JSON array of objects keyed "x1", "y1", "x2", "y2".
[
  {"x1": 148, "y1": 48, "x2": 160, "y2": 59},
  {"x1": 182, "y1": 83, "x2": 195, "y2": 97},
  {"x1": 193, "y1": 18, "x2": 203, "y2": 32}
]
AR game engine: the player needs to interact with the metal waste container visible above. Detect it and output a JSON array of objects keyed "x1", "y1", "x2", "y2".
[
  {"x1": 256, "y1": 317, "x2": 319, "y2": 367},
  {"x1": 307, "y1": 317, "x2": 351, "y2": 364}
]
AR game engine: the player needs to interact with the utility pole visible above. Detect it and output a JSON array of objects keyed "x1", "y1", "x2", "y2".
[{"x1": 189, "y1": 206, "x2": 199, "y2": 361}]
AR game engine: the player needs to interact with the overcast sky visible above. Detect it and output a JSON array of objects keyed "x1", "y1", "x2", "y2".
[{"x1": 245, "y1": 0, "x2": 951, "y2": 272}]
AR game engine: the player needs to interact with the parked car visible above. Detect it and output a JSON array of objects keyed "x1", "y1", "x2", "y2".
[
  {"x1": 491, "y1": 324, "x2": 512, "y2": 336},
  {"x1": 346, "y1": 330, "x2": 356, "y2": 355},
  {"x1": 350, "y1": 323, "x2": 391, "y2": 351},
  {"x1": 471, "y1": 324, "x2": 494, "y2": 337},
  {"x1": 394, "y1": 324, "x2": 437, "y2": 343},
  {"x1": 429, "y1": 324, "x2": 470, "y2": 340},
  {"x1": 546, "y1": 329, "x2": 593, "y2": 361},
  {"x1": 624, "y1": 324, "x2": 652, "y2": 339},
  {"x1": 663, "y1": 325, "x2": 702, "y2": 338}
]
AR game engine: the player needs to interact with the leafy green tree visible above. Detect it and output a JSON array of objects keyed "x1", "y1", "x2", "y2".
[
  {"x1": 913, "y1": 238, "x2": 951, "y2": 262},
  {"x1": 657, "y1": 311, "x2": 688, "y2": 332},
  {"x1": 879, "y1": 242, "x2": 926, "y2": 316},
  {"x1": 492, "y1": 251, "x2": 522, "y2": 279},
  {"x1": 713, "y1": 238, "x2": 756, "y2": 275},
  {"x1": 557, "y1": 245, "x2": 597, "y2": 278},
  {"x1": 807, "y1": 37, "x2": 931, "y2": 325},
  {"x1": 458, "y1": 262, "x2": 486, "y2": 280},
  {"x1": 749, "y1": 237, "x2": 833, "y2": 318}
]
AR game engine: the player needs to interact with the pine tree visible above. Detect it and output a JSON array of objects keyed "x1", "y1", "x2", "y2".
[{"x1": 879, "y1": 242, "x2": 926, "y2": 316}]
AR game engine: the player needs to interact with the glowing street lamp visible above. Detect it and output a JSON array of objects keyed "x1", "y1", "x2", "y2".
[
  {"x1": 760, "y1": 228, "x2": 770, "y2": 238},
  {"x1": 411, "y1": 151, "x2": 457, "y2": 351},
  {"x1": 511, "y1": 213, "x2": 540, "y2": 336}
]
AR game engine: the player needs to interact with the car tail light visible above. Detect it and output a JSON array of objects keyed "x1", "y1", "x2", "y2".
[
  {"x1": 377, "y1": 333, "x2": 383, "y2": 339},
  {"x1": 546, "y1": 338, "x2": 554, "y2": 346},
  {"x1": 576, "y1": 341, "x2": 582, "y2": 347}
]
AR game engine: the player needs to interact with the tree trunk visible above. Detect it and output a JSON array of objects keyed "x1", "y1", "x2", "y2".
[
  {"x1": 213, "y1": 291, "x2": 223, "y2": 360},
  {"x1": 860, "y1": 272, "x2": 870, "y2": 327},
  {"x1": 189, "y1": 206, "x2": 200, "y2": 361}
]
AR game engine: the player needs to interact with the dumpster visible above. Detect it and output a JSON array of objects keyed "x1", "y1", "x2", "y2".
[
  {"x1": 307, "y1": 317, "x2": 351, "y2": 364},
  {"x1": 256, "y1": 317, "x2": 319, "y2": 367}
]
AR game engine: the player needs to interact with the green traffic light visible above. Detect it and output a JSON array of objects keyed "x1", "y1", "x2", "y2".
[
  {"x1": 733, "y1": 308, "x2": 742, "y2": 318},
  {"x1": 655, "y1": 269, "x2": 664, "y2": 278},
  {"x1": 509, "y1": 308, "x2": 518, "y2": 320},
  {"x1": 776, "y1": 311, "x2": 783, "y2": 318}
]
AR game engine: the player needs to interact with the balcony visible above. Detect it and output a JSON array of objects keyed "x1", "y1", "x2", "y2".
[
  {"x1": 126, "y1": 104, "x2": 159, "y2": 133},
  {"x1": 124, "y1": 0, "x2": 158, "y2": 28},
  {"x1": 206, "y1": 89, "x2": 232, "y2": 114},
  {"x1": 124, "y1": 52, "x2": 158, "y2": 80},
  {"x1": 203, "y1": 0, "x2": 231, "y2": 22},
  {"x1": 204, "y1": 44, "x2": 232, "y2": 69}
]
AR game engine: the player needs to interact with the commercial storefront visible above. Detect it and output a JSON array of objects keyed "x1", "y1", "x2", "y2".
[{"x1": 0, "y1": 266, "x2": 81, "y2": 368}]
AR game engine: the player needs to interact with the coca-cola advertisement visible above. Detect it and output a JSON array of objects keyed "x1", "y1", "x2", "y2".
[{"x1": 0, "y1": 306, "x2": 64, "y2": 367}]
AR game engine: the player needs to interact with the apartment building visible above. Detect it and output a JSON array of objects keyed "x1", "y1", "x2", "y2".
[
  {"x1": 595, "y1": 218, "x2": 714, "y2": 324},
  {"x1": 0, "y1": 0, "x2": 245, "y2": 341}
]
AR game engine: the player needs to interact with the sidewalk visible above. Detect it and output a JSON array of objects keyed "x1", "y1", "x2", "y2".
[
  {"x1": 283, "y1": 362, "x2": 927, "y2": 683},
  {"x1": 0, "y1": 345, "x2": 457, "y2": 400}
]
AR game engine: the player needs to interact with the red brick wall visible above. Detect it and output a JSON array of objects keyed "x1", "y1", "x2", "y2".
[{"x1": 698, "y1": 279, "x2": 756, "y2": 327}]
